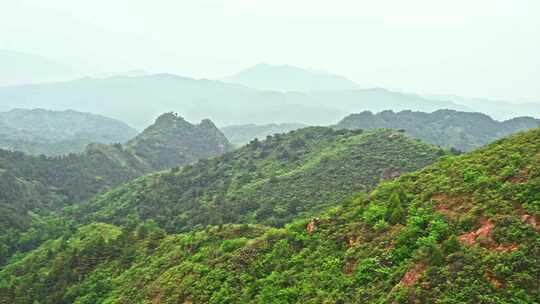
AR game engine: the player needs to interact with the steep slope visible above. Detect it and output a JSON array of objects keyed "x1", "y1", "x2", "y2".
[
  {"x1": 0, "y1": 74, "x2": 466, "y2": 128},
  {"x1": 0, "y1": 113, "x2": 230, "y2": 265},
  {"x1": 336, "y1": 109, "x2": 540, "y2": 151},
  {"x1": 0, "y1": 108, "x2": 138, "y2": 156},
  {"x1": 221, "y1": 122, "x2": 308, "y2": 146},
  {"x1": 2, "y1": 128, "x2": 538, "y2": 303},
  {"x1": 223, "y1": 63, "x2": 361, "y2": 91},
  {"x1": 74, "y1": 127, "x2": 444, "y2": 232}
]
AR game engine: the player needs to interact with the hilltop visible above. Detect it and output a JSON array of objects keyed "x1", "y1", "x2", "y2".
[
  {"x1": 336, "y1": 109, "x2": 540, "y2": 151},
  {"x1": 0, "y1": 108, "x2": 138, "y2": 155}
]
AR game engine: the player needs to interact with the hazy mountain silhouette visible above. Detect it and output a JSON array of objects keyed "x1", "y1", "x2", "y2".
[
  {"x1": 223, "y1": 63, "x2": 362, "y2": 91},
  {"x1": 0, "y1": 74, "x2": 467, "y2": 129}
]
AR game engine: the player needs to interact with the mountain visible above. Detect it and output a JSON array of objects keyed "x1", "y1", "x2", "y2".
[
  {"x1": 0, "y1": 74, "x2": 467, "y2": 129},
  {"x1": 0, "y1": 109, "x2": 138, "y2": 156},
  {"x1": 125, "y1": 113, "x2": 232, "y2": 171},
  {"x1": 427, "y1": 94, "x2": 540, "y2": 121},
  {"x1": 221, "y1": 122, "x2": 308, "y2": 146},
  {"x1": 1, "y1": 127, "x2": 538, "y2": 303},
  {"x1": 72, "y1": 127, "x2": 444, "y2": 233},
  {"x1": 0, "y1": 113, "x2": 231, "y2": 265},
  {"x1": 336, "y1": 109, "x2": 540, "y2": 151},
  {"x1": 223, "y1": 63, "x2": 362, "y2": 91},
  {"x1": 0, "y1": 50, "x2": 76, "y2": 86}
]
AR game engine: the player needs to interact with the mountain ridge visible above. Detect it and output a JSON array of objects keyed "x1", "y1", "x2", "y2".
[
  {"x1": 336, "y1": 109, "x2": 540, "y2": 151},
  {"x1": 0, "y1": 108, "x2": 138, "y2": 155}
]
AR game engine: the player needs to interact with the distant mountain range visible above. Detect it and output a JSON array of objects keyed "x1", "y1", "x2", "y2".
[
  {"x1": 223, "y1": 63, "x2": 362, "y2": 91},
  {"x1": 335, "y1": 109, "x2": 540, "y2": 151},
  {"x1": 0, "y1": 61, "x2": 537, "y2": 128},
  {"x1": 0, "y1": 108, "x2": 138, "y2": 155},
  {"x1": 0, "y1": 73, "x2": 467, "y2": 129}
]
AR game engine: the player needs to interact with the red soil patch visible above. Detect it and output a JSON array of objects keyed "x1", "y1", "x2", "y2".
[
  {"x1": 492, "y1": 243, "x2": 519, "y2": 253},
  {"x1": 306, "y1": 218, "x2": 318, "y2": 234},
  {"x1": 400, "y1": 263, "x2": 426, "y2": 287},
  {"x1": 522, "y1": 214, "x2": 540, "y2": 232},
  {"x1": 458, "y1": 218, "x2": 494, "y2": 246},
  {"x1": 485, "y1": 271, "x2": 504, "y2": 289},
  {"x1": 459, "y1": 218, "x2": 520, "y2": 253}
]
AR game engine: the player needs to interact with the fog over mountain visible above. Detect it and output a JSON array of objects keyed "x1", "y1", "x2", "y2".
[{"x1": 0, "y1": 73, "x2": 471, "y2": 129}]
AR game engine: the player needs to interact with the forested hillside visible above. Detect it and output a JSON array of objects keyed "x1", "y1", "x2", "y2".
[
  {"x1": 0, "y1": 109, "x2": 137, "y2": 156},
  {"x1": 1, "y1": 128, "x2": 538, "y2": 303},
  {"x1": 221, "y1": 122, "x2": 307, "y2": 146},
  {"x1": 72, "y1": 127, "x2": 443, "y2": 232},
  {"x1": 336, "y1": 109, "x2": 540, "y2": 151},
  {"x1": 0, "y1": 113, "x2": 230, "y2": 265}
]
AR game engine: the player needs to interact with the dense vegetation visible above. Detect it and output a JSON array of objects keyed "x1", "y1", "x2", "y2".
[
  {"x1": 0, "y1": 109, "x2": 137, "y2": 155},
  {"x1": 336, "y1": 109, "x2": 540, "y2": 151},
  {"x1": 221, "y1": 122, "x2": 307, "y2": 146},
  {"x1": 0, "y1": 113, "x2": 231, "y2": 265},
  {"x1": 125, "y1": 113, "x2": 232, "y2": 171},
  {"x1": 1, "y1": 127, "x2": 538, "y2": 303},
  {"x1": 73, "y1": 127, "x2": 443, "y2": 232}
]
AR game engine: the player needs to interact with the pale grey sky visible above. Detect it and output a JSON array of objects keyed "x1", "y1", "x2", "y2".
[{"x1": 1, "y1": 0, "x2": 539, "y2": 102}]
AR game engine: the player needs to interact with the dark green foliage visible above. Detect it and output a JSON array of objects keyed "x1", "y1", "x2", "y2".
[
  {"x1": 2, "y1": 127, "x2": 539, "y2": 303},
  {"x1": 73, "y1": 127, "x2": 442, "y2": 232},
  {"x1": 0, "y1": 113, "x2": 231, "y2": 265},
  {"x1": 336, "y1": 109, "x2": 540, "y2": 151}
]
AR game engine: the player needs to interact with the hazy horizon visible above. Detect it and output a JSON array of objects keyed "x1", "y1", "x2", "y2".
[{"x1": 1, "y1": 0, "x2": 539, "y2": 103}]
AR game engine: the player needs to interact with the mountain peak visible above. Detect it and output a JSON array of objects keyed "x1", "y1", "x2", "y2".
[
  {"x1": 153, "y1": 112, "x2": 189, "y2": 126},
  {"x1": 127, "y1": 113, "x2": 232, "y2": 170},
  {"x1": 224, "y1": 63, "x2": 360, "y2": 92}
]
